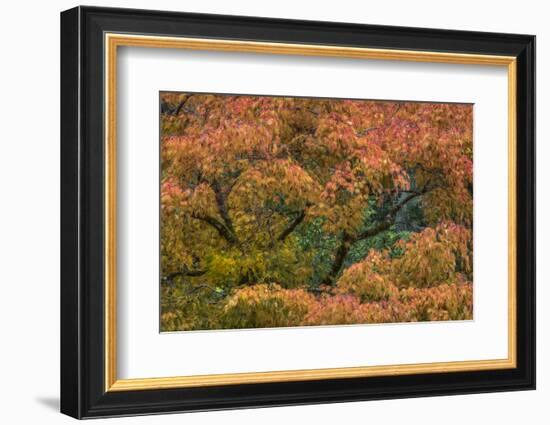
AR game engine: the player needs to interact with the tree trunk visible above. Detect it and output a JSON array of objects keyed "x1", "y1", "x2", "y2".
[{"x1": 322, "y1": 233, "x2": 353, "y2": 285}]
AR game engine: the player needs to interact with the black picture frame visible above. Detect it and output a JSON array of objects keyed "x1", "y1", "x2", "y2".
[{"x1": 61, "y1": 5, "x2": 535, "y2": 419}]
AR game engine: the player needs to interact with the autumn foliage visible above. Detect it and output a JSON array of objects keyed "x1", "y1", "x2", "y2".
[{"x1": 159, "y1": 93, "x2": 473, "y2": 331}]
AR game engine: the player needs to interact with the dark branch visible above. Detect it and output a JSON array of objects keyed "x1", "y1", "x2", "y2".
[
  {"x1": 211, "y1": 179, "x2": 237, "y2": 237},
  {"x1": 354, "y1": 191, "x2": 422, "y2": 242},
  {"x1": 186, "y1": 175, "x2": 243, "y2": 246},
  {"x1": 161, "y1": 94, "x2": 194, "y2": 116},
  {"x1": 192, "y1": 213, "x2": 239, "y2": 245},
  {"x1": 278, "y1": 210, "x2": 306, "y2": 242},
  {"x1": 321, "y1": 232, "x2": 353, "y2": 285},
  {"x1": 162, "y1": 267, "x2": 207, "y2": 285},
  {"x1": 321, "y1": 189, "x2": 425, "y2": 286},
  {"x1": 173, "y1": 95, "x2": 192, "y2": 116}
]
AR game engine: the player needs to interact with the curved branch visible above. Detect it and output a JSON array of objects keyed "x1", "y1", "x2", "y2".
[
  {"x1": 321, "y1": 190, "x2": 425, "y2": 286},
  {"x1": 278, "y1": 210, "x2": 306, "y2": 242},
  {"x1": 192, "y1": 213, "x2": 239, "y2": 245},
  {"x1": 161, "y1": 94, "x2": 194, "y2": 116},
  {"x1": 174, "y1": 95, "x2": 192, "y2": 116},
  {"x1": 355, "y1": 191, "x2": 422, "y2": 242},
  {"x1": 162, "y1": 266, "x2": 207, "y2": 285}
]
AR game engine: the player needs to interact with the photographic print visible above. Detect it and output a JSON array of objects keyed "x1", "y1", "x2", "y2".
[{"x1": 160, "y1": 93, "x2": 473, "y2": 332}]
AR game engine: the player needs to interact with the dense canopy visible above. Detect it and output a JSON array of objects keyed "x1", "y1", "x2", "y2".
[{"x1": 160, "y1": 93, "x2": 473, "y2": 331}]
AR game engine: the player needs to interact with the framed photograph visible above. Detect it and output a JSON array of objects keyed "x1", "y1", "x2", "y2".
[{"x1": 60, "y1": 6, "x2": 535, "y2": 419}]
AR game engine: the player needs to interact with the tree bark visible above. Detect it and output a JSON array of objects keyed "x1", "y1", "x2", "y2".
[
  {"x1": 322, "y1": 232, "x2": 353, "y2": 285},
  {"x1": 192, "y1": 213, "x2": 239, "y2": 245},
  {"x1": 161, "y1": 267, "x2": 207, "y2": 285},
  {"x1": 321, "y1": 190, "x2": 424, "y2": 285},
  {"x1": 278, "y1": 210, "x2": 306, "y2": 241},
  {"x1": 211, "y1": 179, "x2": 237, "y2": 237}
]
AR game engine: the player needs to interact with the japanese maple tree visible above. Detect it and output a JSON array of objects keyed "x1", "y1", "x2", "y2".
[{"x1": 159, "y1": 93, "x2": 473, "y2": 331}]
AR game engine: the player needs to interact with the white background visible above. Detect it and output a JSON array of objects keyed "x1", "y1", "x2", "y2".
[
  {"x1": 118, "y1": 48, "x2": 508, "y2": 379},
  {"x1": 0, "y1": 0, "x2": 546, "y2": 424}
]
